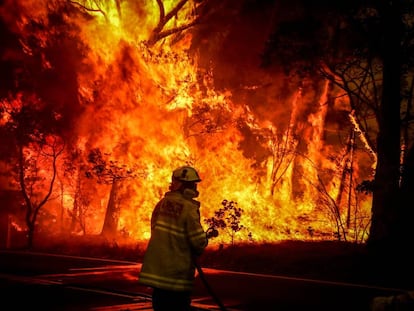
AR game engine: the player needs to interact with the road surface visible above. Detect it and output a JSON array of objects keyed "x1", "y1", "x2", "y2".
[{"x1": 0, "y1": 250, "x2": 410, "y2": 310}]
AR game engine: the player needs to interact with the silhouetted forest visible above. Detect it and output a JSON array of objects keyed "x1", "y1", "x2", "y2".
[{"x1": 0, "y1": 0, "x2": 413, "y2": 281}]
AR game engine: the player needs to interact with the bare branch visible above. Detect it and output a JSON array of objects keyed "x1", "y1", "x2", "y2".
[
  {"x1": 148, "y1": 0, "x2": 203, "y2": 46},
  {"x1": 68, "y1": 0, "x2": 107, "y2": 20}
]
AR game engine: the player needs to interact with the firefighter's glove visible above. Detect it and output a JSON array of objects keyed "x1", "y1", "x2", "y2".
[{"x1": 206, "y1": 227, "x2": 219, "y2": 239}]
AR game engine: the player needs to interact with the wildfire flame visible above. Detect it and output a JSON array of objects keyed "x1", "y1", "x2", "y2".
[{"x1": 0, "y1": 0, "x2": 374, "y2": 244}]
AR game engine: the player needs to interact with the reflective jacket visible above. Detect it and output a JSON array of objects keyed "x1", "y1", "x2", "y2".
[{"x1": 138, "y1": 189, "x2": 208, "y2": 292}]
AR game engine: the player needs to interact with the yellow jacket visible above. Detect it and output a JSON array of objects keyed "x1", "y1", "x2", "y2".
[{"x1": 138, "y1": 189, "x2": 208, "y2": 291}]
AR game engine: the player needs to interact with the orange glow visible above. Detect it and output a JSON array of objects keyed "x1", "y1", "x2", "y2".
[{"x1": 1, "y1": 0, "x2": 374, "y2": 245}]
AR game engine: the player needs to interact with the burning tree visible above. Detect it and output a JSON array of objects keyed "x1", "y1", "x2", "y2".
[
  {"x1": 260, "y1": 0, "x2": 414, "y2": 264},
  {"x1": 0, "y1": 0, "x2": 400, "y2": 247},
  {"x1": 1, "y1": 100, "x2": 66, "y2": 248},
  {"x1": 85, "y1": 148, "x2": 138, "y2": 238},
  {"x1": 0, "y1": 0, "x2": 85, "y2": 248},
  {"x1": 60, "y1": 148, "x2": 95, "y2": 236},
  {"x1": 18, "y1": 135, "x2": 65, "y2": 248}
]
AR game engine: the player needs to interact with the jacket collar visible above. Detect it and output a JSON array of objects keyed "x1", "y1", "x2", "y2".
[{"x1": 167, "y1": 189, "x2": 199, "y2": 200}]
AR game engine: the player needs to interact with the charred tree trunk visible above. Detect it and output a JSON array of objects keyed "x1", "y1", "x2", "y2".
[
  {"x1": 100, "y1": 178, "x2": 121, "y2": 237},
  {"x1": 18, "y1": 144, "x2": 36, "y2": 249},
  {"x1": 70, "y1": 195, "x2": 79, "y2": 233},
  {"x1": 397, "y1": 144, "x2": 414, "y2": 266},
  {"x1": 335, "y1": 129, "x2": 355, "y2": 225},
  {"x1": 346, "y1": 129, "x2": 355, "y2": 229},
  {"x1": 368, "y1": 1, "x2": 402, "y2": 256},
  {"x1": 400, "y1": 145, "x2": 414, "y2": 226},
  {"x1": 70, "y1": 173, "x2": 82, "y2": 234}
]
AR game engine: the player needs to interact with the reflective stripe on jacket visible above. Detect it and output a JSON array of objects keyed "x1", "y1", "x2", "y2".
[{"x1": 138, "y1": 189, "x2": 208, "y2": 291}]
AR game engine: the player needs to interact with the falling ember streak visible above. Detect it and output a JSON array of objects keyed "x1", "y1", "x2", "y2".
[
  {"x1": 0, "y1": 0, "x2": 375, "y2": 244},
  {"x1": 349, "y1": 111, "x2": 377, "y2": 170}
]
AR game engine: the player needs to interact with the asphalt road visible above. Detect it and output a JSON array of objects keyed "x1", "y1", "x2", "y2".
[{"x1": 0, "y1": 250, "x2": 410, "y2": 311}]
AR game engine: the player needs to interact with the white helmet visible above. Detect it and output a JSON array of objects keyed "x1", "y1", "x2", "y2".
[{"x1": 172, "y1": 166, "x2": 201, "y2": 182}]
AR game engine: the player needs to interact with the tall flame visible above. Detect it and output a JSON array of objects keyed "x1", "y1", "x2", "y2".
[{"x1": 0, "y1": 0, "x2": 374, "y2": 244}]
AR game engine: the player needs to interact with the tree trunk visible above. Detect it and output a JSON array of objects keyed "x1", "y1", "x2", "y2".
[
  {"x1": 368, "y1": 0, "x2": 402, "y2": 255},
  {"x1": 397, "y1": 144, "x2": 414, "y2": 264},
  {"x1": 70, "y1": 196, "x2": 79, "y2": 233},
  {"x1": 100, "y1": 178, "x2": 121, "y2": 237}
]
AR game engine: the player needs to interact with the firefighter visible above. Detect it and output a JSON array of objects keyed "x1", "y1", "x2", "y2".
[{"x1": 138, "y1": 165, "x2": 209, "y2": 311}]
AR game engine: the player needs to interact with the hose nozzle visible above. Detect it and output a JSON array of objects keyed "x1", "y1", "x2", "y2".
[{"x1": 206, "y1": 227, "x2": 219, "y2": 239}]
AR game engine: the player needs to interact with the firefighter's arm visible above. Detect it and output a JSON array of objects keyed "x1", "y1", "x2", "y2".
[{"x1": 186, "y1": 205, "x2": 208, "y2": 256}]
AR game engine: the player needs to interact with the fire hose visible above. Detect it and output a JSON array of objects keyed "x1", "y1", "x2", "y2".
[{"x1": 193, "y1": 227, "x2": 228, "y2": 311}]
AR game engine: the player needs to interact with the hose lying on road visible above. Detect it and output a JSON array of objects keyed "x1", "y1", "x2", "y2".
[{"x1": 194, "y1": 259, "x2": 228, "y2": 311}]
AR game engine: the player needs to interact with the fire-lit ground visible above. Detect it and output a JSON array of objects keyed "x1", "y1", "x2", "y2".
[
  {"x1": 0, "y1": 1, "x2": 375, "y2": 247},
  {"x1": 1, "y1": 248, "x2": 412, "y2": 311}
]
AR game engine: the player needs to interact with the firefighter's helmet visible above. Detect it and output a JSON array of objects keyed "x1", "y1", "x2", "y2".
[{"x1": 172, "y1": 166, "x2": 201, "y2": 182}]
